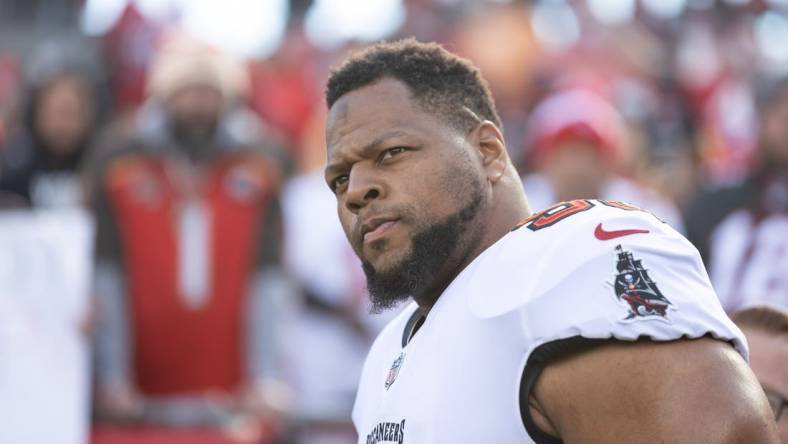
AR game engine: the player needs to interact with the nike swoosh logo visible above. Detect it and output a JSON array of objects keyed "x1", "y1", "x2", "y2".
[{"x1": 594, "y1": 223, "x2": 650, "y2": 240}]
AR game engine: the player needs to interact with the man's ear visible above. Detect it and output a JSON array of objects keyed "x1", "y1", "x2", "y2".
[{"x1": 471, "y1": 121, "x2": 507, "y2": 183}]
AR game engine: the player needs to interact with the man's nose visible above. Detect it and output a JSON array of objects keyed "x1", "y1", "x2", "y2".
[{"x1": 345, "y1": 167, "x2": 383, "y2": 214}]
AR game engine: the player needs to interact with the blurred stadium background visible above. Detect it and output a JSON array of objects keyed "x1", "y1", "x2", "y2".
[{"x1": 0, "y1": 0, "x2": 786, "y2": 443}]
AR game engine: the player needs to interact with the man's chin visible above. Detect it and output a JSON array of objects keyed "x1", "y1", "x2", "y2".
[
  {"x1": 362, "y1": 242, "x2": 411, "y2": 274},
  {"x1": 361, "y1": 251, "x2": 416, "y2": 313}
]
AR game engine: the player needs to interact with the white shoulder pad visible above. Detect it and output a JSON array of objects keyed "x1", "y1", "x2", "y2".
[
  {"x1": 464, "y1": 199, "x2": 746, "y2": 357},
  {"x1": 466, "y1": 200, "x2": 672, "y2": 317}
]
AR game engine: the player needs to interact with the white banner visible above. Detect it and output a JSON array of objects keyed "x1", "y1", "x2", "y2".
[{"x1": 0, "y1": 209, "x2": 94, "y2": 444}]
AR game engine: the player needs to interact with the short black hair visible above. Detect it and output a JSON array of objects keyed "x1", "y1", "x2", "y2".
[{"x1": 325, "y1": 38, "x2": 502, "y2": 133}]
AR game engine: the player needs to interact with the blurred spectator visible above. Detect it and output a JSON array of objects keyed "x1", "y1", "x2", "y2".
[
  {"x1": 451, "y1": 4, "x2": 540, "y2": 165},
  {"x1": 0, "y1": 207, "x2": 94, "y2": 444},
  {"x1": 0, "y1": 35, "x2": 99, "y2": 444},
  {"x1": 0, "y1": 38, "x2": 107, "y2": 208},
  {"x1": 731, "y1": 306, "x2": 788, "y2": 442},
  {"x1": 281, "y1": 168, "x2": 367, "y2": 444},
  {"x1": 100, "y1": 3, "x2": 161, "y2": 115},
  {"x1": 88, "y1": 34, "x2": 295, "y2": 443},
  {"x1": 248, "y1": 22, "x2": 320, "y2": 150},
  {"x1": 521, "y1": 89, "x2": 684, "y2": 231},
  {"x1": 685, "y1": 77, "x2": 788, "y2": 312},
  {"x1": 0, "y1": 54, "x2": 21, "y2": 148},
  {"x1": 281, "y1": 106, "x2": 394, "y2": 444},
  {"x1": 632, "y1": 79, "x2": 699, "y2": 212},
  {"x1": 675, "y1": 12, "x2": 760, "y2": 186}
]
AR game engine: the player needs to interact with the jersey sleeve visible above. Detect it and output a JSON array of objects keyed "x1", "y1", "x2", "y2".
[{"x1": 466, "y1": 200, "x2": 747, "y2": 359}]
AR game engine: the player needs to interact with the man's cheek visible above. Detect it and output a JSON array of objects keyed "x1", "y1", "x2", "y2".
[{"x1": 338, "y1": 211, "x2": 356, "y2": 239}]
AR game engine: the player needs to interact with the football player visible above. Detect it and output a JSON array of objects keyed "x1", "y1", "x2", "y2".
[{"x1": 323, "y1": 39, "x2": 778, "y2": 443}]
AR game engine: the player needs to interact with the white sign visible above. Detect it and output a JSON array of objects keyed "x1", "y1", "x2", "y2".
[{"x1": 0, "y1": 209, "x2": 94, "y2": 444}]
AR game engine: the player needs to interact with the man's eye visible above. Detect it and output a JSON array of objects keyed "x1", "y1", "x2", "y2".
[
  {"x1": 331, "y1": 175, "x2": 349, "y2": 192},
  {"x1": 381, "y1": 147, "x2": 407, "y2": 161}
]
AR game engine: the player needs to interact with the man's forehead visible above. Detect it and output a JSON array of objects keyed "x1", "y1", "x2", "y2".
[
  {"x1": 328, "y1": 100, "x2": 349, "y2": 128},
  {"x1": 329, "y1": 79, "x2": 411, "y2": 118},
  {"x1": 326, "y1": 79, "x2": 419, "y2": 149}
]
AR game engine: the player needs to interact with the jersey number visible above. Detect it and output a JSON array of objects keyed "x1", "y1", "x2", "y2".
[{"x1": 514, "y1": 199, "x2": 646, "y2": 232}]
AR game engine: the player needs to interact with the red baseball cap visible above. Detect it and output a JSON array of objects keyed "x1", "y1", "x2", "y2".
[{"x1": 526, "y1": 89, "x2": 625, "y2": 164}]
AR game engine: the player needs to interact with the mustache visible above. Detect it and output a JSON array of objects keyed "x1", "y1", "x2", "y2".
[{"x1": 351, "y1": 204, "x2": 418, "y2": 244}]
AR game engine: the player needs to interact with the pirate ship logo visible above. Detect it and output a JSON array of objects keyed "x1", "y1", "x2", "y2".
[
  {"x1": 608, "y1": 245, "x2": 674, "y2": 322},
  {"x1": 384, "y1": 352, "x2": 405, "y2": 390}
]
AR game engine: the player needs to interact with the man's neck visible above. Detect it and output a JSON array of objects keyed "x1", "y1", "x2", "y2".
[
  {"x1": 412, "y1": 171, "x2": 532, "y2": 313},
  {"x1": 412, "y1": 213, "x2": 523, "y2": 313}
]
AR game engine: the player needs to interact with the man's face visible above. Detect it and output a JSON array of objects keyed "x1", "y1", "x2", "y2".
[
  {"x1": 35, "y1": 76, "x2": 94, "y2": 156},
  {"x1": 540, "y1": 140, "x2": 609, "y2": 203},
  {"x1": 167, "y1": 84, "x2": 223, "y2": 145},
  {"x1": 325, "y1": 78, "x2": 486, "y2": 311}
]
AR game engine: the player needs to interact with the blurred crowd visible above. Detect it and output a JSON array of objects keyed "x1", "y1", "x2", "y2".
[{"x1": 0, "y1": 0, "x2": 786, "y2": 443}]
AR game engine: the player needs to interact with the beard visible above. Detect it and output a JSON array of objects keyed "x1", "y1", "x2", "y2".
[
  {"x1": 169, "y1": 114, "x2": 218, "y2": 156},
  {"x1": 361, "y1": 177, "x2": 486, "y2": 313}
]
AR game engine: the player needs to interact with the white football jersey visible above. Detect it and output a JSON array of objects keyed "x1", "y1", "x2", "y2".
[{"x1": 352, "y1": 200, "x2": 747, "y2": 444}]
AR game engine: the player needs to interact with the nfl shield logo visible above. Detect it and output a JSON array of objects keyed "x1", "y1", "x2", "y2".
[{"x1": 384, "y1": 352, "x2": 405, "y2": 390}]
